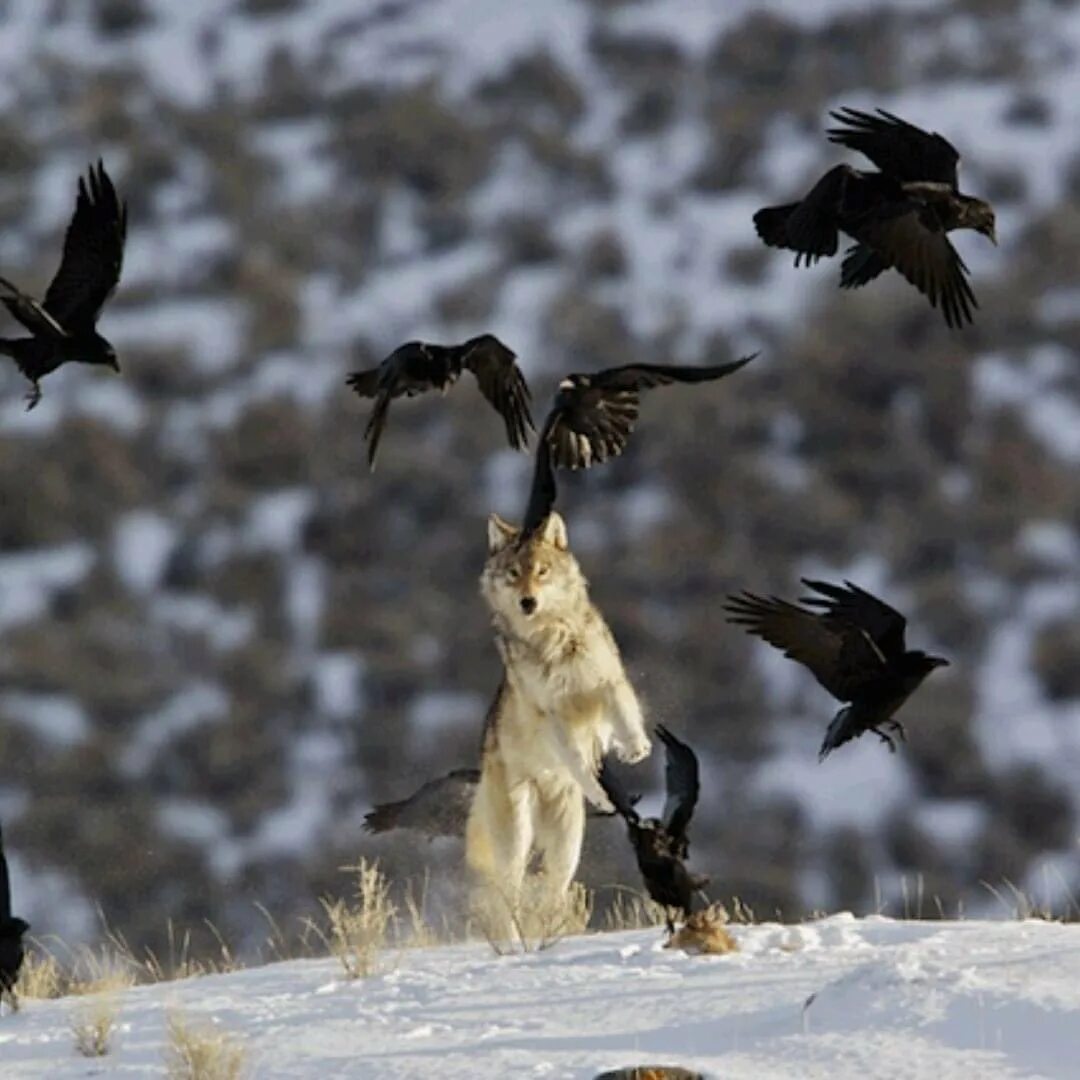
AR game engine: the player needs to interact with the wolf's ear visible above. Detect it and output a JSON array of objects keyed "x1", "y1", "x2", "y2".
[
  {"x1": 487, "y1": 513, "x2": 519, "y2": 553},
  {"x1": 540, "y1": 511, "x2": 568, "y2": 551}
]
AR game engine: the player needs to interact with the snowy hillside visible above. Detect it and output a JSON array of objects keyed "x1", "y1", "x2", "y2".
[
  {"x1": 0, "y1": 0, "x2": 1079, "y2": 957},
  {"x1": 4, "y1": 917, "x2": 1080, "y2": 1078}
]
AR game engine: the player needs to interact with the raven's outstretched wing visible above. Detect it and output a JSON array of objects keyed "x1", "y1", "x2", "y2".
[
  {"x1": 520, "y1": 438, "x2": 557, "y2": 540},
  {"x1": 828, "y1": 108, "x2": 960, "y2": 187},
  {"x1": 656, "y1": 725, "x2": 699, "y2": 850},
  {"x1": 847, "y1": 205, "x2": 976, "y2": 328},
  {"x1": 459, "y1": 334, "x2": 534, "y2": 452},
  {"x1": 839, "y1": 242, "x2": 890, "y2": 289},
  {"x1": 0, "y1": 276, "x2": 68, "y2": 339},
  {"x1": 362, "y1": 769, "x2": 481, "y2": 839},
  {"x1": 799, "y1": 579, "x2": 908, "y2": 661},
  {"x1": 724, "y1": 589, "x2": 888, "y2": 702},
  {"x1": 545, "y1": 355, "x2": 756, "y2": 470},
  {"x1": 43, "y1": 161, "x2": 127, "y2": 332}
]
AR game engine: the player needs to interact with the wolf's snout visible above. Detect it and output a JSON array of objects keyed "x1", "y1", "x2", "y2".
[{"x1": 519, "y1": 596, "x2": 537, "y2": 615}]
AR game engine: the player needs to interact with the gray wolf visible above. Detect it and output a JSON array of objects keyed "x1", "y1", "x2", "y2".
[{"x1": 465, "y1": 511, "x2": 650, "y2": 924}]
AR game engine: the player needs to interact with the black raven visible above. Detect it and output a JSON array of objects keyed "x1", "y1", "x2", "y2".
[
  {"x1": 363, "y1": 769, "x2": 481, "y2": 840},
  {"x1": 754, "y1": 108, "x2": 996, "y2": 328},
  {"x1": 599, "y1": 724, "x2": 708, "y2": 933},
  {"x1": 364, "y1": 768, "x2": 636, "y2": 839},
  {"x1": 347, "y1": 333, "x2": 534, "y2": 469},
  {"x1": 0, "y1": 161, "x2": 127, "y2": 409},
  {"x1": 724, "y1": 579, "x2": 949, "y2": 760},
  {"x1": 520, "y1": 356, "x2": 756, "y2": 537},
  {"x1": 0, "y1": 824, "x2": 29, "y2": 1013}
]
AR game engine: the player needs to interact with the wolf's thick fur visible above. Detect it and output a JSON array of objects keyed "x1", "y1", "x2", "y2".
[{"x1": 466, "y1": 512, "x2": 650, "y2": 924}]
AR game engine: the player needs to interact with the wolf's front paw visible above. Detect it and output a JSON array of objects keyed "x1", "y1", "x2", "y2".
[
  {"x1": 614, "y1": 734, "x2": 652, "y2": 765},
  {"x1": 586, "y1": 786, "x2": 616, "y2": 814}
]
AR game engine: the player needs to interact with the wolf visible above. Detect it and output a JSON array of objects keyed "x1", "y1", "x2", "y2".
[{"x1": 465, "y1": 511, "x2": 651, "y2": 927}]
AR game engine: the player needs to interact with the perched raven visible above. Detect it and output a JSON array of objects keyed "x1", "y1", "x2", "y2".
[
  {"x1": 0, "y1": 161, "x2": 127, "y2": 409},
  {"x1": 754, "y1": 108, "x2": 996, "y2": 328},
  {"x1": 724, "y1": 579, "x2": 949, "y2": 760},
  {"x1": 0, "y1": 825, "x2": 29, "y2": 1013},
  {"x1": 347, "y1": 334, "x2": 534, "y2": 469},
  {"x1": 599, "y1": 724, "x2": 708, "y2": 933},
  {"x1": 363, "y1": 768, "x2": 635, "y2": 840},
  {"x1": 520, "y1": 356, "x2": 756, "y2": 537}
]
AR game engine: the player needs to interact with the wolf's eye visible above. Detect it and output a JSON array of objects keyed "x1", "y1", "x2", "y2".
[
  {"x1": 536, "y1": 565, "x2": 550, "y2": 579},
  {"x1": 506, "y1": 568, "x2": 520, "y2": 582}
]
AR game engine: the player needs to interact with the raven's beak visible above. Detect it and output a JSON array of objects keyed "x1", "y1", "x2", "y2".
[
  {"x1": 985, "y1": 224, "x2": 998, "y2": 246},
  {"x1": 932, "y1": 656, "x2": 951, "y2": 669},
  {"x1": 108, "y1": 356, "x2": 121, "y2": 373}
]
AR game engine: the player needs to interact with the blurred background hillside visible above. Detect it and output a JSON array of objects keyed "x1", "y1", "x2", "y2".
[{"x1": 1, "y1": 0, "x2": 1079, "y2": 953}]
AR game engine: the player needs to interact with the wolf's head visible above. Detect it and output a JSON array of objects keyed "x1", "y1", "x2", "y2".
[{"x1": 480, "y1": 511, "x2": 587, "y2": 627}]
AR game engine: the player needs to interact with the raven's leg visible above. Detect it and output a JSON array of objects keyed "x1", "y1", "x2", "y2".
[
  {"x1": 884, "y1": 719, "x2": 908, "y2": 742},
  {"x1": 870, "y1": 727, "x2": 897, "y2": 753}
]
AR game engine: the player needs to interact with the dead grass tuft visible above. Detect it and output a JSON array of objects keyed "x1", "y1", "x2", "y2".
[
  {"x1": 478, "y1": 879, "x2": 593, "y2": 955},
  {"x1": 165, "y1": 1011, "x2": 248, "y2": 1080},
  {"x1": 318, "y1": 857, "x2": 397, "y2": 978},
  {"x1": 72, "y1": 995, "x2": 119, "y2": 1057}
]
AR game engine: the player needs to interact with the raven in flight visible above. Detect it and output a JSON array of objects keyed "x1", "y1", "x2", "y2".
[
  {"x1": 520, "y1": 355, "x2": 756, "y2": 538},
  {"x1": 347, "y1": 333, "x2": 534, "y2": 469},
  {"x1": 0, "y1": 161, "x2": 127, "y2": 409},
  {"x1": 754, "y1": 108, "x2": 996, "y2": 328},
  {"x1": 724, "y1": 579, "x2": 949, "y2": 760},
  {"x1": 364, "y1": 768, "x2": 635, "y2": 839},
  {"x1": 599, "y1": 724, "x2": 708, "y2": 933},
  {"x1": 363, "y1": 769, "x2": 481, "y2": 840},
  {"x1": 0, "y1": 824, "x2": 29, "y2": 1013}
]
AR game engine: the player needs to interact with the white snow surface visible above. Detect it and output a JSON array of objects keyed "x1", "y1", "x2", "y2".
[{"x1": 4, "y1": 916, "x2": 1080, "y2": 1078}]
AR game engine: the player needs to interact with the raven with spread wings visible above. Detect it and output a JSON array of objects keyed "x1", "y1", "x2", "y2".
[
  {"x1": 600, "y1": 724, "x2": 708, "y2": 932},
  {"x1": 754, "y1": 108, "x2": 996, "y2": 328},
  {"x1": 519, "y1": 355, "x2": 756, "y2": 538},
  {"x1": 0, "y1": 161, "x2": 127, "y2": 409},
  {"x1": 363, "y1": 769, "x2": 481, "y2": 840},
  {"x1": 347, "y1": 333, "x2": 534, "y2": 469},
  {"x1": 0, "y1": 824, "x2": 29, "y2": 1013},
  {"x1": 363, "y1": 768, "x2": 635, "y2": 839},
  {"x1": 725, "y1": 579, "x2": 949, "y2": 760}
]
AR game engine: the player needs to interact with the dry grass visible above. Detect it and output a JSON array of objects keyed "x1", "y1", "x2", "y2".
[
  {"x1": 106, "y1": 920, "x2": 243, "y2": 984},
  {"x1": 165, "y1": 1011, "x2": 248, "y2": 1080},
  {"x1": 981, "y1": 874, "x2": 1080, "y2": 923},
  {"x1": 71, "y1": 995, "x2": 119, "y2": 1058},
  {"x1": 601, "y1": 888, "x2": 667, "y2": 932},
  {"x1": 477, "y1": 879, "x2": 593, "y2": 955},
  {"x1": 18, "y1": 939, "x2": 137, "y2": 1001},
  {"x1": 318, "y1": 857, "x2": 397, "y2": 978}
]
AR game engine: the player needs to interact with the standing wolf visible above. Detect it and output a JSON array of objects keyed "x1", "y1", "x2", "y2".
[{"x1": 466, "y1": 512, "x2": 651, "y2": 929}]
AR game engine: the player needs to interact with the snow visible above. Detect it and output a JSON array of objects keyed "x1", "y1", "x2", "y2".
[
  {"x1": 0, "y1": 544, "x2": 95, "y2": 630},
  {"x1": 310, "y1": 652, "x2": 364, "y2": 719},
  {"x1": 243, "y1": 489, "x2": 315, "y2": 554},
  {"x1": 119, "y1": 682, "x2": 231, "y2": 778},
  {"x1": 0, "y1": 692, "x2": 90, "y2": 749},
  {"x1": 113, "y1": 510, "x2": 178, "y2": 593},
  {"x1": 409, "y1": 689, "x2": 486, "y2": 736},
  {"x1": 5, "y1": 916, "x2": 1080, "y2": 1078}
]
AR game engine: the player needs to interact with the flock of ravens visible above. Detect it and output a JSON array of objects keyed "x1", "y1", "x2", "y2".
[{"x1": 0, "y1": 108, "x2": 994, "y2": 987}]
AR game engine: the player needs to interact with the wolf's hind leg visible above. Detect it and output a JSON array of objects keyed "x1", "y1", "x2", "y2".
[
  {"x1": 533, "y1": 784, "x2": 586, "y2": 896},
  {"x1": 465, "y1": 771, "x2": 535, "y2": 938}
]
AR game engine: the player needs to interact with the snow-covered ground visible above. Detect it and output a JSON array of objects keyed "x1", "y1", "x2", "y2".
[{"x1": 3, "y1": 916, "x2": 1079, "y2": 1078}]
